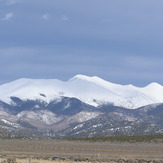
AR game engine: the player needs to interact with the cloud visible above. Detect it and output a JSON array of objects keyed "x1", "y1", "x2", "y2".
[
  {"x1": 6, "y1": 0, "x2": 20, "y2": 5},
  {"x1": 1, "y1": 13, "x2": 14, "y2": 21},
  {"x1": 41, "y1": 13, "x2": 50, "y2": 20},
  {"x1": 61, "y1": 15, "x2": 69, "y2": 21},
  {"x1": 0, "y1": 0, "x2": 20, "y2": 5}
]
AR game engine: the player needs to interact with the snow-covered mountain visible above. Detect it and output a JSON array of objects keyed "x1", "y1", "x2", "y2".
[
  {"x1": 0, "y1": 75, "x2": 163, "y2": 138},
  {"x1": 0, "y1": 74, "x2": 163, "y2": 109}
]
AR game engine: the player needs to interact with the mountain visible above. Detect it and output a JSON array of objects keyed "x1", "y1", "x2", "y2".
[
  {"x1": 62, "y1": 103, "x2": 163, "y2": 137},
  {"x1": 0, "y1": 74, "x2": 163, "y2": 109},
  {"x1": 0, "y1": 75, "x2": 163, "y2": 138}
]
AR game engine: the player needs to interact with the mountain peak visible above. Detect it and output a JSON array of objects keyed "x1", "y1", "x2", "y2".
[
  {"x1": 145, "y1": 82, "x2": 162, "y2": 89},
  {"x1": 69, "y1": 74, "x2": 113, "y2": 85},
  {"x1": 69, "y1": 74, "x2": 99, "y2": 81},
  {"x1": 147, "y1": 82, "x2": 161, "y2": 87}
]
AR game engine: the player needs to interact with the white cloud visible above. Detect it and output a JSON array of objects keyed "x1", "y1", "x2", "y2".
[
  {"x1": 0, "y1": 0, "x2": 20, "y2": 5},
  {"x1": 1, "y1": 13, "x2": 14, "y2": 21},
  {"x1": 6, "y1": 0, "x2": 20, "y2": 5},
  {"x1": 61, "y1": 15, "x2": 69, "y2": 21},
  {"x1": 42, "y1": 14, "x2": 50, "y2": 20}
]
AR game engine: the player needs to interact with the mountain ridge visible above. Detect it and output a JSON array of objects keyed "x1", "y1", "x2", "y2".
[{"x1": 0, "y1": 74, "x2": 163, "y2": 109}]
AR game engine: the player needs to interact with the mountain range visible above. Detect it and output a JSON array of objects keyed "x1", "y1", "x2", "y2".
[{"x1": 0, "y1": 75, "x2": 163, "y2": 138}]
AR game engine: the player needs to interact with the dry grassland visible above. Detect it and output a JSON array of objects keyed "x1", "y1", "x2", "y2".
[
  {"x1": 0, "y1": 158, "x2": 95, "y2": 163},
  {"x1": 0, "y1": 138, "x2": 163, "y2": 163}
]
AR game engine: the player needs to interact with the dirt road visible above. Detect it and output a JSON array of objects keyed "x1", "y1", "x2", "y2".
[{"x1": 0, "y1": 139, "x2": 163, "y2": 162}]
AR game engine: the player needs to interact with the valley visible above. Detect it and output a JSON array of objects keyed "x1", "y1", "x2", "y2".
[{"x1": 0, "y1": 137, "x2": 163, "y2": 162}]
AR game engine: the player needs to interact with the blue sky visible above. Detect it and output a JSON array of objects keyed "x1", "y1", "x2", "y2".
[{"x1": 0, "y1": 0, "x2": 163, "y2": 86}]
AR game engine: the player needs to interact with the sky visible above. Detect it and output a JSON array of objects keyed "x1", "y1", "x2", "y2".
[{"x1": 0, "y1": 0, "x2": 163, "y2": 86}]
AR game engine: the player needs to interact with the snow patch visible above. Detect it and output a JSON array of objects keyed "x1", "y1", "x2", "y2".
[
  {"x1": 73, "y1": 111, "x2": 102, "y2": 123},
  {"x1": 1, "y1": 119, "x2": 19, "y2": 128},
  {"x1": 73, "y1": 124, "x2": 84, "y2": 130},
  {"x1": 17, "y1": 110, "x2": 62, "y2": 125}
]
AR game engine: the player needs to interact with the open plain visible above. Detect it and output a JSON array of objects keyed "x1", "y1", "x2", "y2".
[{"x1": 0, "y1": 138, "x2": 163, "y2": 163}]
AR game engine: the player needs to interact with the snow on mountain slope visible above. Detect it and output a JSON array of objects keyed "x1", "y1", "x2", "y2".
[
  {"x1": 0, "y1": 74, "x2": 162, "y2": 109},
  {"x1": 1, "y1": 119, "x2": 20, "y2": 128},
  {"x1": 0, "y1": 108, "x2": 17, "y2": 122},
  {"x1": 67, "y1": 111, "x2": 102, "y2": 123},
  {"x1": 141, "y1": 82, "x2": 163, "y2": 102},
  {"x1": 17, "y1": 110, "x2": 62, "y2": 125},
  {"x1": 0, "y1": 78, "x2": 64, "y2": 103}
]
